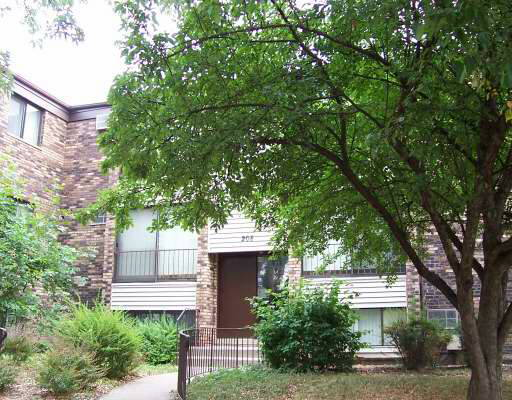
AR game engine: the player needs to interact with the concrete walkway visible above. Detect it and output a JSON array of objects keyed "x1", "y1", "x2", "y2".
[{"x1": 100, "y1": 373, "x2": 178, "y2": 400}]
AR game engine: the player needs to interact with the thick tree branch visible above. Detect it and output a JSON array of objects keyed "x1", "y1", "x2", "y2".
[{"x1": 255, "y1": 135, "x2": 459, "y2": 308}]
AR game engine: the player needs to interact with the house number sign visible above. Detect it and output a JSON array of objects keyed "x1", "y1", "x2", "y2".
[{"x1": 241, "y1": 235, "x2": 254, "y2": 242}]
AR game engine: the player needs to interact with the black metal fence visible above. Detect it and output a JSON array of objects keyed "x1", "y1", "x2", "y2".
[
  {"x1": 177, "y1": 328, "x2": 262, "y2": 400},
  {"x1": 115, "y1": 249, "x2": 197, "y2": 282},
  {"x1": 0, "y1": 328, "x2": 6, "y2": 350}
]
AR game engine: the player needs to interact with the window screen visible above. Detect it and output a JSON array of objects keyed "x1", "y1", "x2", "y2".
[
  {"x1": 428, "y1": 309, "x2": 459, "y2": 329},
  {"x1": 355, "y1": 308, "x2": 406, "y2": 346}
]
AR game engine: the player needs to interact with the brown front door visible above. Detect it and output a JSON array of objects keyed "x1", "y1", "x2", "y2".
[{"x1": 218, "y1": 254, "x2": 257, "y2": 333}]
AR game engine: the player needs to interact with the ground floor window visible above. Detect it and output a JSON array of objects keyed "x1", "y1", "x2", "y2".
[
  {"x1": 427, "y1": 309, "x2": 459, "y2": 330},
  {"x1": 257, "y1": 256, "x2": 288, "y2": 297},
  {"x1": 127, "y1": 309, "x2": 197, "y2": 329},
  {"x1": 353, "y1": 308, "x2": 406, "y2": 346}
]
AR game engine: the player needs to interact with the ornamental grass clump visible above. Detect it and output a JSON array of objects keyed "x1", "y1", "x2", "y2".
[
  {"x1": 58, "y1": 303, "x2": 142, "y2": 378},
  {"x1": 137, "y1": 315, "x2": 179, "y2": 365},
  {"x1": 251, "y1": 282, "x2": 362, "y2": 372},
  {"x1": 0, "y1": 358, "x2": 17, "y2": 392},
  {"x1": 0, "y1": 336, "x2": 34, "y2": 362}
]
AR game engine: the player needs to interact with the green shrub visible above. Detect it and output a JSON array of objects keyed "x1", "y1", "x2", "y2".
[
  {"x1": 37, "y1": 343, "x2": 104, "y2": 395},
  {"x1": 0, "y1": 358, "x2": 17, "y2": 392},
  {"x1": 384, "y1": 316, "x2": 452, "y2": 370},
  {"x1": 251, "y1": 282, "x2": 363, "y2": 372},
  {"x1": 137, "y1": 315, "x2": 178, "y2": 365},
  {"x1": 58, "y1": 303, "x2": 142, "y2": 378},
  {"x1": 0, "y1": 336, "x2": 34, "y2": 362}
]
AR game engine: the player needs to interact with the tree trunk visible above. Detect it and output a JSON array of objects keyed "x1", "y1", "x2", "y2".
[
  {"x1": 462, "y1": 284, "x2": 505, "y2": 400},
  {"x1": 467, "y1": 355, "x2": 503, "y2": 400},
  {"x1": 456, "y1": 257, "x2": 506, "y2": 400}
]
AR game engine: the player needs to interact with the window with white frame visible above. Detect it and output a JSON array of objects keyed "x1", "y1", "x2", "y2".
[
  {"x1": 427, "y1": 309, "x2": 459, "y2": 329},
  {"x1": 353, "y1": 308, "x2": 407, "y2": 346},
  {"x1": 91, "y1": 214, "x2": 107, "y2": 225},
  {"x1": 7, "y1": 95, "x2": 43, "y2": 146}
]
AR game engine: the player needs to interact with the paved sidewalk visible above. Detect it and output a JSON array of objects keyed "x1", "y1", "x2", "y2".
[{"x1": 100, "y1": 373, "x2": 178, "y2": 400}]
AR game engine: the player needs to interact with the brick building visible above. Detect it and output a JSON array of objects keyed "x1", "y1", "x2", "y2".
[{"x1": 1, "y1": 75, "x2": 510, "y2": 356}]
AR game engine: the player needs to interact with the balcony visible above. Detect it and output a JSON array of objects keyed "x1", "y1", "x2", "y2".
[
  {"x1": 302, "y1": 244, "x2": 406, "y2": 277},
  {"x1": 115, "y1": 249, "x2": 197, "y2": 283}
]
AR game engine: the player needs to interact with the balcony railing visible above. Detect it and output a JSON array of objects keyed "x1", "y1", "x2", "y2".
[
  {"x1": 115, "y1": 249, "x2": 197, "y2": 282},
  {"x1": 302, "y1": 244, "x2": 406, "y2": 277}
]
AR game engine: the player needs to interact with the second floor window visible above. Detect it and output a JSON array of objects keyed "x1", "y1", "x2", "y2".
[
  {"x1": 116, "y1": 209, "x2": 198, "y2": 281},
  {"x1": 8, "y1": 95, "x2": 42, "y2": 146}
]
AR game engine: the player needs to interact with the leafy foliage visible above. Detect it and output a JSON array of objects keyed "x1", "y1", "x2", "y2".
[
  {"x1": 251, "y1": 283, "x2": 362, "y2": 372},
  {"x1": 58, "y1": 303, "x2": 142, "y2": 379},
  {"x1": 37, "y1": 343, "x2": 104, "y2": 395},
  {"x1": 0, "y1": 336, "x2": 34, "y2": 362},
  {"x1": 86, "y1": 0, "x2": 512, "y2": 397},
  {"x1": 385, "y1": 317, "x2": 452, "y2": 370},
  {"x1": 0, "y1": 358, "x2": 17, "y2": 392},
  {"x1": 0, "y1": 162, "x2": 78, "y2": 324},
  {"x1": 137, "y1": 315, "x2": 178, "y2": 365}
]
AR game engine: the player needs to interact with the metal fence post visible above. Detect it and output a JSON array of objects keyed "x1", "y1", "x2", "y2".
[{"x1": 177, "y1": 332, "x2": 189, "y2": 400}]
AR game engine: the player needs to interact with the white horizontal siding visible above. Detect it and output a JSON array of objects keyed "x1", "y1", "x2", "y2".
[
  {"x1": 305, "y1": 275, "x2": 407, "y2": 308},
  {"x1": 111, "y1": 281, "x2": 197, "y2": 311},
  {"x1": 208, "y1": 211, "x2": 274, "y2": 253}
]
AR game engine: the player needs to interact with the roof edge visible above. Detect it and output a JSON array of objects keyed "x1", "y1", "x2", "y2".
[{"x1": 12, "y1": 74, "x2": 110, "y2": 122}]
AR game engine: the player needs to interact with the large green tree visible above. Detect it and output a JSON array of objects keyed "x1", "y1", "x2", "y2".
[{"x1": 85, "y1": 1, "x2": 512, "y2": 398}]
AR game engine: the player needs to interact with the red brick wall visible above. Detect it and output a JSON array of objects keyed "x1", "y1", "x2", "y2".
[
  {"x1": 406, "y1": 232, "x2": 512, "y2": 353},
  {"x1": 0, "y1": 95, "x2": 66, "y2": 209},
  {"x1": 196, "y1": 228, "x2": 218, "y2": 327},
  {"x1": 61, "y1": 119, "x2": 116, "y2": 304}
]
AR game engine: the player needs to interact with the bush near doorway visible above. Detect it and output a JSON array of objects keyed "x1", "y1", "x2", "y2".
[
  {"x1": 385, "y1": 316, "x2": 452, "y2": 370},
  {"x1": 251, "y1": 282, "x2": 362, "y2": 372}
]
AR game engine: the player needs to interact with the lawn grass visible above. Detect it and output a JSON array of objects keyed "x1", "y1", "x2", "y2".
[{"x1": 187, "y1": 366, "x2": 512, "y2": 400}]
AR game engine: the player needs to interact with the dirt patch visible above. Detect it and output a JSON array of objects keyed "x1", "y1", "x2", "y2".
[{"x1": 0, "y1": 364, "x2": 135, "y2": 400}]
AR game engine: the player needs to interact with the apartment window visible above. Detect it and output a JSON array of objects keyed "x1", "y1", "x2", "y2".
[
  {"x1": 427, "y1": 309, "x2": 459, "y2": 330},
  {"x1": 92, "y1": 214, "x2": 107, "y2": 225},
  {"x1": 354, "y1": 308, "x2": 406, "y2": 346},
  {"x1": 257, "y1": 256, "x2": 288, "y2": 298},
  {"x1": 7, "y1": 95, "x2": 43, "y2": 146},
  {"x1": 15, "y1": 202, "x2": 32, "y2": 219},
  {"x1": 302, "y1": 243, "x2": 406, "y2": 276},
  {"x1": 0, "y1": 197, "x2": 32, "y2": 218},
  {"x1": 116, "y1": 209, "x2": 198, "y2": 281}
]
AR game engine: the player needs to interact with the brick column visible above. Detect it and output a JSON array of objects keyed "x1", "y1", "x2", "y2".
[
  {"x1": 102, "y1": 215, "x2": 116, "y2": 305},
  {"x1": 196, "y1": 227, "x2": 218, "y2": 327},
  {"x1": 285, "y1": 256, "x2": 302, "y2": 286},
  {"x1": 406, "y1": 260, "x2": 422, "y2": 315}
]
